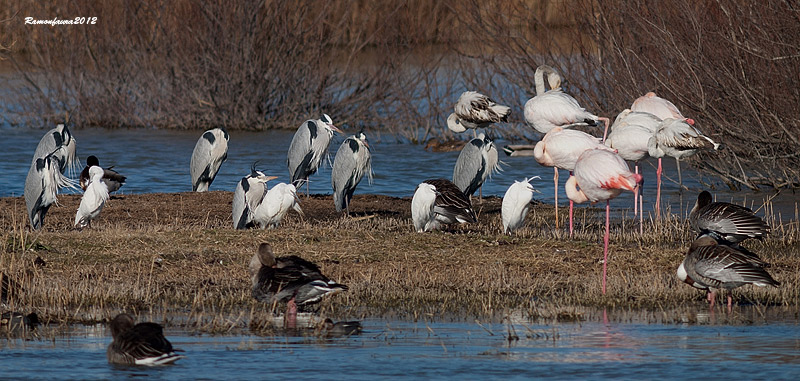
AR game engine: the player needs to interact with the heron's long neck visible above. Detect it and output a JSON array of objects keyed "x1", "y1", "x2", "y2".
[{"x1": 564, "y1": 176, "x2": 589, "y2": 204}]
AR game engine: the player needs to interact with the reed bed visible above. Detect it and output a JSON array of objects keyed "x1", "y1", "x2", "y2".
[{"x1": 1, "y1": 191, "x2": 797, "y2": 332}]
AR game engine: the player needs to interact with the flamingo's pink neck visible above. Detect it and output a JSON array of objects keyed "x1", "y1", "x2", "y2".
[{"x1": 564, "y1": 176, "x2": 589, "y2": 204}]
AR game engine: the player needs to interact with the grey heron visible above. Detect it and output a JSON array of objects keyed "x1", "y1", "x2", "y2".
[
  {"x1": 190, "y1": 127, "x2": 229, "y2": 192},
  {"x1": 452, "y1": 133, "x2": 500, "y2": 199},
  {"x1": 74, "y1": 166, "x2": 110, "y2": 229},
  {"x1": 331, "y1": 132, "x2": 373, "y2": 213},
  {"x1": 648, "y1": 118, "x2": 723, "y2": 214},
  {"x1": 107, "y1": 313, "x2": 185, "y2": 365},
  {"x1": 524, "y1": 65, "x2": 610, "y2": 140},
  {"x1": 677, "y1": 235, "x2": 778, "y2": 310},
  {"x1": 24, "y1": 146, "x2": 77, "y2": 230},
  {"x1": 287, "y1": 114, "x2": 342, "y2": 196},
  {"x1": 253, "y1": 182, "x2": 303, "y2": 229},
  {"x1": 412, "y1": 179, "x2": 476, "y2": 232},
  {"x1": 502, "y1": 178, "x2": 537, "y2": 234},
  {"x1": 249, "y1": 243, "x2": 348, "y2": 328},
  {"x1": 232, "y1": 164, "x2": 278, "y2": 230},
  {"x1": 79, "y1": 155, "x2": 126, "y2": 193},
  {"x1": 446, "y1": 91, "x2": 511, "y2": 136},
  {"x1": 32, "y1": 123, "x2": 78, "y2": 176}
]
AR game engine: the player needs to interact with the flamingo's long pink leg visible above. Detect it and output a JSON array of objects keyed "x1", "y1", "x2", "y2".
[
  {"x1": 569, "y1": 170, "x2": 574, "y2": 238},
  {"x1": 655, "y1": 157, "x2": 662, "y2": 217},
  {"x1": 554, "y1": 167, "x2": 559, "y2": 229},
  {"x1": 602, "y1": 200, "x2": 610, "y2": 295}
]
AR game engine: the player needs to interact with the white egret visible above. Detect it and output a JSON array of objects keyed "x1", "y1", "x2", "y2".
[
  {"x1": 74, "y1": 166, "x2": 110, "y2": 229},
  {"x1": 502, "y1": 178, "x2": 537, "y2": 234},
  {"x1": 253, "y1": 182, "x2": 303, "y2": 229}
]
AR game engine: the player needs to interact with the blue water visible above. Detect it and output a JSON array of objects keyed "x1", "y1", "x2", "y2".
[
  {"x1": 2, "y1": 126, "x2": 789, "y2": 217},
  {"x1": 3, "y1": 317, "x2": 800, "y2": 379}
]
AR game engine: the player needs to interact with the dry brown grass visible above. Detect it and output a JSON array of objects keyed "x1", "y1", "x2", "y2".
[{"x1": 1, "y1": 191, "x2": 798, "y2": 329}]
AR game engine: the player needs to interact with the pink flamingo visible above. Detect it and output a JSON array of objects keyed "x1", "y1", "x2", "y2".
[
  {"x1": 565, "y1": 149, "x2": 643, "y2": 294},
  {"x1": 524, "y1": 65, "x2": 610, "y2": 140},
  {"x1": 648, "y1": 118, "x2": 723, "y2": 215},
  {"x1": 605, "y1": 110, "x2": 662, "y2": 232},
  {"x1": 631, "y1": 92, "x2": 695, "y2": 125},
  {"x1": 533, "y1": 127, "x2": 615, "y2": 235}
]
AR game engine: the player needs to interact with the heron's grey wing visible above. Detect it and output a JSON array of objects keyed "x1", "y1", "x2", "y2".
[
  {"x1": 452, "y1": 141, "x2": 485, "y2": 196},
  {"x1": 24, "y1": 161, "x2": 47, "y2": 230},
  {"x1": 287, "y1": 122, "x2": 314, "y2": 184},
  {"x1": 232, "y1": 178, "x2": 249, "y2": 229},
  {"x1": 694, "y1": 203, "x2": 770, "y2": 242},
  {"x1": 31, "y1": 127, "x2": 60, "y2": 165},
  {"x1": 332, "y1": 139, "x2": 358, "y2": 211},
  {"x1": 190, "y1": 132, "x2": 214, "y2": 191}
]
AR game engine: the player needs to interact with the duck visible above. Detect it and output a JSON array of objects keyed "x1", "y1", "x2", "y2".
[
  {"x1": 79, "y1": 155, "x2": 127, "y2": 193},
  {"x1": 249, "y1": 243, "x2": 348, "y2": 328},
  {"x1": 689, "y1": 191, "x2": 771, "y2": 244},
  {"x1": 107, "y1": 313, "x2": 185, "y2": 365},
  {"x1": 677, "y1": 235, "x2": 779, "y2": 310}
]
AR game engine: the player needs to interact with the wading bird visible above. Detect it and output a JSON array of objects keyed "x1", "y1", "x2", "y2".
[
  {"x1": 631, "y1": 92, "x2": 694, "y2": 125},
  {"x1": 648, "y1": 118, "x2": 722, "y2": 214},
  {"x1": 452, "y1": 133, "x2": 500, "y2": 199},
  {"x1": 32, "y1": 123, "x2": 78, "y2": 176},
  {"x1": 252, "y1": 182, "x2": 303, "y2": 229},
  {"x1": 502, "y1": 178, "x2": 537, "y2": 234},
  {"x1": 446, "y1": 91, "x2": 511, "y2": 136},
  {"x1": 190, "y1": 127, "x2": 229, "y2": 192},
  {"x1": 74, "y1": 166, "x2": 110, "y2": 229},
  {"x1": 605, "y1": 110, "x2": 662, "y2": 232},
  {"x1": 524, "y1": 65, "x2": 610, "y2": 140},
  {"x1": 565, "y1": 149, "x2": 643, "y2": 294},
  {"x1": 232, "y1": 164, "x2": 278, "y2": 230},
  {"x1": 79, "y1": 155, "x2": 126, "y2": 193},
  {"x1": 24, "y1": 147, "x2": 77, "y2": 230},
  {"x1": 107, "y1": 313, "x2": 185, "y2": 365},
  {"x1": 249, "y1": 243, "x2": 348, "y2": 328},
  {"x1": 412, "y1": 179, "x2": 477, "y2": 232},
  {"x1": 689, "y1": 191, "x2": 771, "y2": 243},
  {"x1": 287, "y1": 114, "x2": 342, "y2": 196},
  {"x1": 332, "y1": 132, "x2": 373, "y2": 213},
  {"x1": 677, "y1": 235, "x2": 779, "y2": 311},
  {"x1": 534, "y1": 127, "x2": 615, "y2": 235}
]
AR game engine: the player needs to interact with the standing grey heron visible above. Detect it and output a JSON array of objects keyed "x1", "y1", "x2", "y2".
[
  {"x1": 287, "y1": 114, "x2": 342, "y2": 197},
  {"x1": 331, "y1": 132, "x2": 373, "y2": 213},
  {"x1": 446, "y1": 91, "x2": 511, "y2": 136},
  {"x1": 79, "y1": 155, "x2": 126, "y2": 193},
  {"x1": 107, "y1": 313, "x2": 185, "y2": 365},
  {"x1": 32, "y1": 123, "x2": 79, "y2": 176},
  {"x1": 24, "y1": 146, "x2": 77, "y2": 230},
  {"x1": 412, "y1": 179, "x2": 477, "y2": 232},
  {"x1": 232, "y1": 164, "x2": 278, "y2": 230},
  {"x1": 502, "y1": 178, "x2": 537, "y2": 234},
  {"x1": 190, "y1": 127, "x2": 229, "y2": 192},
  {"x1": 253, "y1": 182, "x2": 304, "y2": 229},
  {"x1": 74, "y1": 166, "x2": 110, "y2": 229},
  {"x1": 452, "y1": 133, "x2": 500, "y2": 199}
]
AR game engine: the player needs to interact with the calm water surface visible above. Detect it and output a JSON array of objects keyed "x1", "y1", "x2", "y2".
[
  {"x1": 1, "y1": 127, "x2": 793, "y2": 217},
  {"x1": 3, "y1": 316, "x2": 800, "y2": 379}
]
